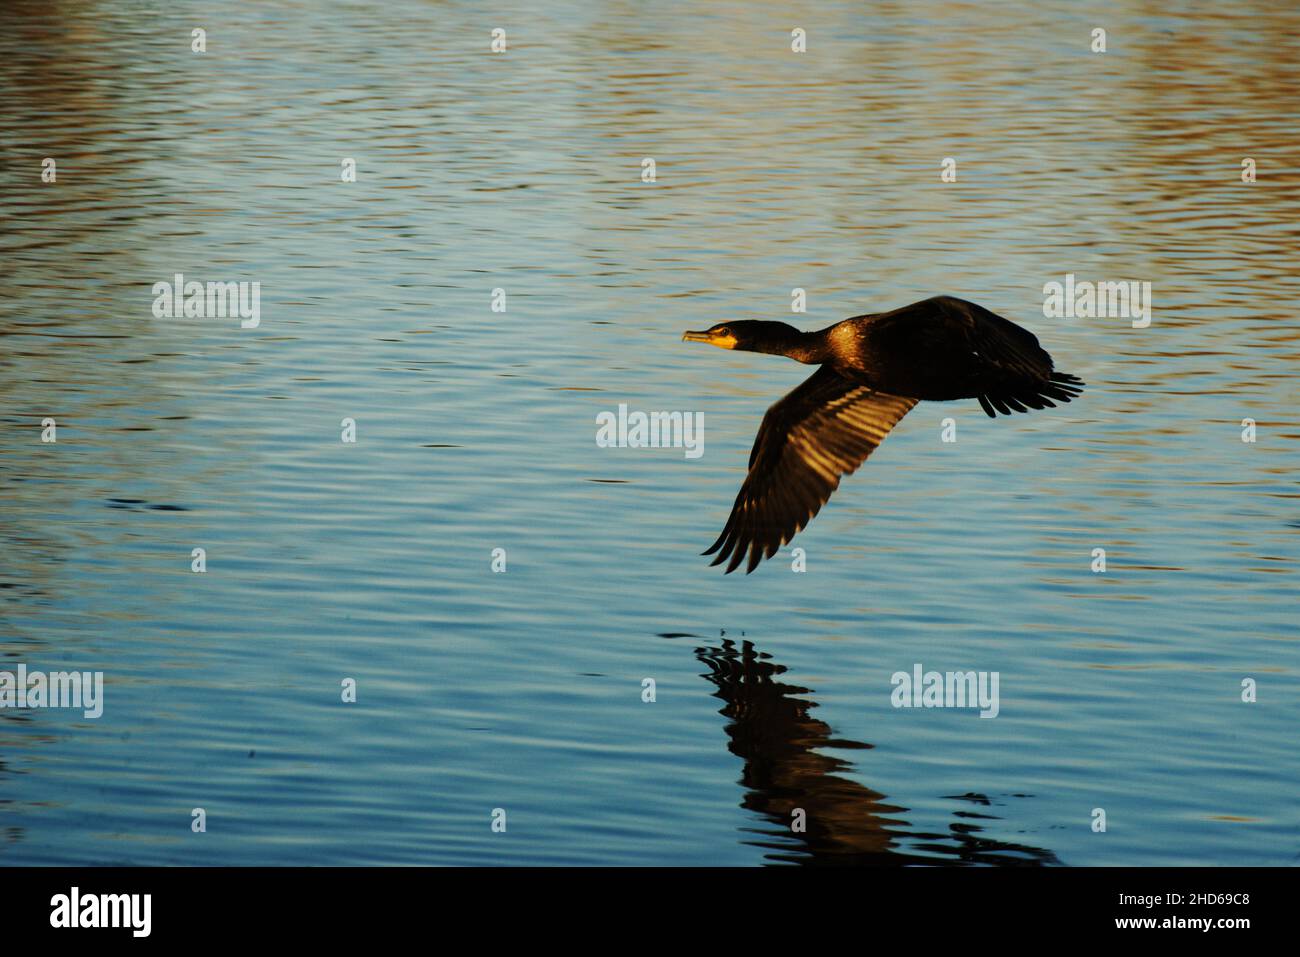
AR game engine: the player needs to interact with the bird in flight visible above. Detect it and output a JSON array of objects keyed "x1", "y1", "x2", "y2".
[{"x1": 682, "y1": 296, "x2": 1084, "y2": 574}]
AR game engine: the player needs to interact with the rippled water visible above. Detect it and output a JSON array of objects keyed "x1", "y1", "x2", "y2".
[{"x1": 1, "y1": 1, "x2": 1297, "y2": 866}]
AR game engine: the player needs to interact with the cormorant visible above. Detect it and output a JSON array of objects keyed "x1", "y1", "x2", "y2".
[{"x1": 682, "y1": 295, "x2": 1084, "y2": 574}]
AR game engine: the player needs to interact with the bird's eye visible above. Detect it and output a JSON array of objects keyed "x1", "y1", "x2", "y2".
[{"x1": 717, "y1": 327, "x2": 732, "y2": 337}]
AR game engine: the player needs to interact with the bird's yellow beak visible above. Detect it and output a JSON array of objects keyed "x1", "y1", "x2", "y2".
[{"x1": 682, "y1": 330, "x2": 737, "y2": 350}]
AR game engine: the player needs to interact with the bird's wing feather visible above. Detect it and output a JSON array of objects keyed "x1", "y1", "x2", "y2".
[
  {"x1": 704, "y1": 366, "x2": 917, "y2": 574},
  {"x1": 964, "y1": 313, "x2": 1083, "y2": 416}
]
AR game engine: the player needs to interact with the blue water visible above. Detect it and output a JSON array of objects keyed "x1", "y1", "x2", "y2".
[{"x1": 1, "y1": 0, "x2": 1296, "y2": 865}]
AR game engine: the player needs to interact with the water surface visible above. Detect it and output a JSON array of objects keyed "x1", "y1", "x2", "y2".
[{"x1": 1, "y1": 0, "x2": 1297, "y2": 865}]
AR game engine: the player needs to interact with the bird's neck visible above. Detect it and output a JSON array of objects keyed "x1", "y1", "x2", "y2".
[{"x1": 779, "y1": 329, "x2": 833, "y2": 364}]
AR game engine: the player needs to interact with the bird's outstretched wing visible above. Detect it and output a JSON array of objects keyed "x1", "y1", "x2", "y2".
[{"x1": 704, "y1": 366, "x2": 917, "y2": 574}]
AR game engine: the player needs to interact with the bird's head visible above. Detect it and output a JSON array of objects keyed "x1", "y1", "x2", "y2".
[{"x1": 682, "y1": 320, "x2": 805, "y2": 356}]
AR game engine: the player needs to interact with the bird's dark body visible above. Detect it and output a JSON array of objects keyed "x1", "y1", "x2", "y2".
[
  {"x1": 682, "y1": 296, "x2": 1084, "y2": 573},
  {"x1": 819, "y1": 297, "x2": 1056, "y2": 402}
]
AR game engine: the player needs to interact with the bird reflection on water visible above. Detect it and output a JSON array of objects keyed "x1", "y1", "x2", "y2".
[{"x1": 693, "y1": 638, "x2": 1059, "y2": 866}]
